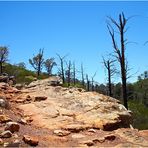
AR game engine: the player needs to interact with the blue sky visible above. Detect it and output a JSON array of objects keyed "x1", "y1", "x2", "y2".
[{"x1": 0, "y1": 1, "x2": 148, "y2": 84}]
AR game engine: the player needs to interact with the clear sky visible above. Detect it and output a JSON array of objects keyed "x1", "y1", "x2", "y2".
[{"x1": 0, "y1": 1, "x2": 148, "y2": 84}]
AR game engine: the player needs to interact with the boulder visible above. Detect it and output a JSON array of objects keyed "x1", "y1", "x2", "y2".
[
  {"x1": 0, "y1": 130, "x2": 12, "y2": 138},
  {"x1": 23, "y1": 135, "x2": 39, "y2": 146},
  {"x1": 48, "y1": 76, "x2": 63, "y2": 86},
  {"x1": 27, "y1": 76, "x2": 63, "y2": 88},
  {"x1": 5, "y1": 122, "x2": 20, "y2": 133}
]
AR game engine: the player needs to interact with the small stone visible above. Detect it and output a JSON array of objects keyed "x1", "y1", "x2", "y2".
[
  {"x1": 13, "y1": 133, "x2": 19, "y2": 138},
  {"x1": 17, "y1": 118, "x2": 27, "y2": 125},
  {"x1": 69, "y1": 90, "x2": 73, "y2": 93},
  {"x1": 34, "y1": 96, "x2": 47, "y2": 101},
  {"x1": 24, "y1": 116, "x2": 33, "y2": 123},
  {"x1": 8, "y1": 139, "x2": 20, "y2": 147},
  {"x1": 0, "y1": 98, "x2": 9, "y2": 109},
  {"x1": 53, "y1": 130, "x2": 70, "y2": 136},
  {"x1": 15, "y1": 99, "x2": 25, "y2": 103},
  {"x1": 15, "y1": 84, "x2": 24, "y2": 90},
  {"x1": 0, "y1": 130, "x2": 12, "y2": 138},
  {"x1": 0, "y1": 115, "x2": 12, "y2": 123},
  {"x1": 105, "y1": 135, "x2": 116, "y2": 141},
  {"x1": 77, "y1": 88, "x2": 83, "y2": 92},
  {"x1": 83, "y1": 140, "x2": 94, "y2": 146},
  {"x1": 23, "y1": 135, "x2": 39, "y2": 146},
  {"x1": 3, "y1": 142, "x2": 9, "y2": 147},
  {"x1": 0, "y1": 138, "x2": 3, "y2": 145},
  {"x1": 5, "y1": 122, "x2": 20, "y2": 133},
  {"x1": 88, "y1": 128, "x2": 96, "y2": 133},
  {"x1": 93, "y1": 137, "x2": 105, "y2": 143}
]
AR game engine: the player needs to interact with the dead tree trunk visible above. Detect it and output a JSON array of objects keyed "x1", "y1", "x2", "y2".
[
  {"x1": 57, "y1": 54, "x2": 67, "y2": 84},
  {"x1": 91, "y1": 71, "x2": 97, "y2": 91},
  {"x1": 81, "y1": 63, "x2": 85, "y2": 88},
  {"x1": 107, "y1": 12, "x2": 129, "y2": 109},
  {"x1": 86, "y1": 74, "x2": 90, "y2": 91},
  {"x1": 103, "y1": 57, "x2": 116, "y2": 97},
  {"x1": 0, "y1": 62, "x2": 2, "y2": 74},
  {"x1": 73, "y1": 62, "x2": 76, "y2": 86},
  {"x1": 67, "y1": 61, "x2": 71, "y2": 87}
]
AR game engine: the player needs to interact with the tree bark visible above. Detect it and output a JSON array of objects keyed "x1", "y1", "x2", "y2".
[{"x1": 0, "y1": 62, "x2": 2, "y2": 74}]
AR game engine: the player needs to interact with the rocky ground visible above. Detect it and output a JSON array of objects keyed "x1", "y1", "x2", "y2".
[{"x1": 0, "y1": 77, "x2": 148, "y2": 147}]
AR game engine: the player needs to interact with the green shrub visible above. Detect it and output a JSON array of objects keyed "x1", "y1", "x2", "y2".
[{"x1": 128, "y1": 100, "x2": 148, "y2": 130}]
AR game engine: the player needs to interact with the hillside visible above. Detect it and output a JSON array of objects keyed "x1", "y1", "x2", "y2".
[{"x1": 0, "y1": 77, "x2": 148, "y2": 147}]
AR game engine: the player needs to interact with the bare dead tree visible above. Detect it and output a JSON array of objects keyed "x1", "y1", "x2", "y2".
[
  {"x1": 56, "y1": 54, "x2": 67, "y2": 84},
  {"x1": 29, "y1": 49, "x2": 44, "y2": 76},
  {"x1": 73, "y1": 61, "x2": 76, "y2": 86},
  {"x1": 107, "y1": 12, "x2": 129, "y2": 109},
  {"x1": 65, "y1": 60, "x2": 72, "y2": 87},
  {"x1": 0, "y1": 46, "x2": 9, "y2": 74},
  {"x1": 81, "y1": 63, "x2": 85, "y2": 87},
  {"x1": 91, "y1": 71, "x2": 97, "y2": 91},
  {"x1": 86, "y1": 74, "x2": 90, "y2": 91},
  {"x1": 102, "y1": 56, "x2": 116, "y2": 97}
]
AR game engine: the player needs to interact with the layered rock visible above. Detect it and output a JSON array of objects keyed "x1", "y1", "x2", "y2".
[{"x1": 17, "y1": 78, "x2": 132, "y2": 131}]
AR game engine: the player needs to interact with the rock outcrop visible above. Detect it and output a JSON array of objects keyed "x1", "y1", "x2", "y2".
[
  {"x1": 17, "y1": 78, "x2": 132, "y2": 131},
  {"x1": 0, "y1": 77, "x2": 148, "y2": 147}
]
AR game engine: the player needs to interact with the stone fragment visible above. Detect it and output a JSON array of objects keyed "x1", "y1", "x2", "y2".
[
  {"x1": 0, "y1": 98, "x2": 9, "y2": 109},
  {"x1": 0, "y1": 115, "x2": 12, "y2": 123},
  {"x1": 23, "y1": 135, "x2": 39, "y2": 146},
  {"x1": 15, "y1": 99, "x2": 25, "y2": 103},
  {"x1": 3, "y1": 142, "x2": 9, "y2": 147},
  {"x1": 53, "y1": 130, "x2": 70, "y2": 136},
  {"x1": 5, "y1": 122, "x2": 20, "y2": 133},
  {"x1": 93, "y1": 137, "x2": 105, "y2": 143},
  {"x1": 0, "y1": 138, "x2": 3, "y2": 145},
  {"x1": 0, "y1": 130, "x2": 12, "y2": 138},
  {"x1": 24, "y1": 116, "x2": 33, "y2": 123},
  {"x1": 17, "y1": 118, "x2": 27, "y2": 125},
  {"x1": 83, "y1": 140, "x2": 94, "y2": 146},
  {"x1": 13, "y1": 133, "x2": 19, "y2": 138},
  {"x1": 7, "y1": 139, "x2": 20, "y2": 147},
  {"x1": 88, "y1": 128, "x2": 96, "y2": 133},
  {"x1": 104, "y1": 134, "x2": 116, "y2": 141},
  {"x1": 34, "y1": 96, "x2": 47, "y2": 101},
  {"x1": 15, "y1": 84, "x2": 24, "y2": 90}
]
